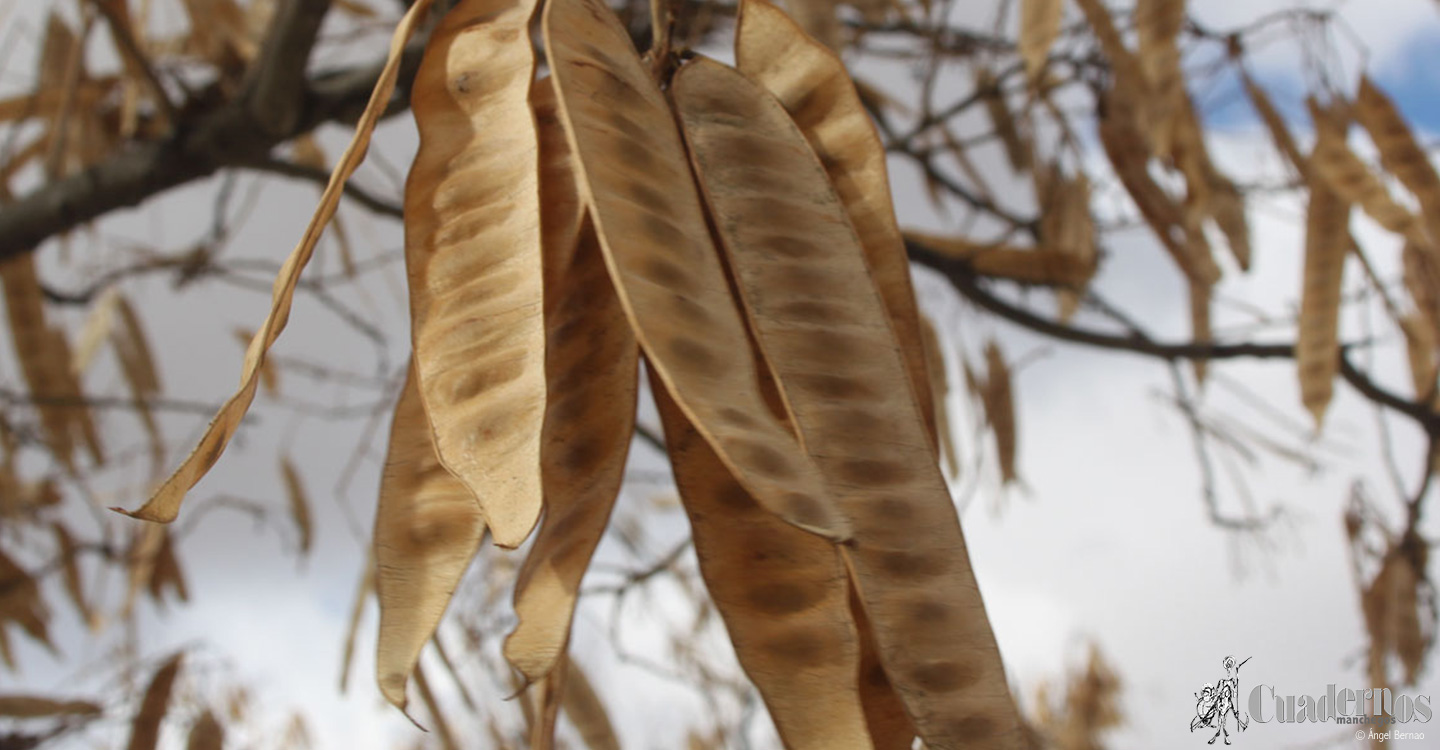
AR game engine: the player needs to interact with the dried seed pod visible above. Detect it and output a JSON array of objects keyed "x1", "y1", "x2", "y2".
[
  {"x1": 0, "y1": 695, "x2": 101, "y2": 718},
  {"x1": 1297, "y1": 153, "x2": 1351, "y2": 428},
  {"x1": 1019, "y1": 0, "x2": 1064, "y2": 83},
  {"x1": 374, "y1": 366, "x2": 486, "y2": 713},
  {"x1": 505, "y1": 80, "x2": 639, "y2": 686},
  {"x1": 1310, "y1": 115, "x2": 1425, "y2": 244},
  {"x1": 562, "y1": 660, "x2": 622, "y2": 750},
  {"x1": 674, "y1": 55, "x2": 1022, "y2": 750},
  {"x1": 976, "y1": 69, "x2": 1034, "y2": 174},
  {"x1": 185, "y1": 711, "x2": 225, "y2": 750},
  {"x1": 849, "y1": 577, "x2": 918, "y2": 749},
  {"x1": 146, "y1": 529, "x2": 189, "y2": 607},
  {"x1": 1135, "y1": 0, "x2": 1186, "y2": 155},
  {"x1": 1354, "y1": 77, "x2": 1440, "y2": 252},
  {"x1": 1075, "y1": 0, "x2": 1151, "y2": 143},
  {"x1": 1400, "y1": 314, "x2": 1438, "y2": 405},
  {"x1": 654, "y1": 374, "x2": 873, "y2": 750},
  {"x1": 1098, "y1": 104, "x2": 1217, "y2": 285},
  {"x1": 1, "y1": 255, "x2": 98, "y2": 472},
  {"x1": 983, "y1": 340, "x2": 1019, "y2": 483},
  {"x1": 1240, "y1": 71, "x2": 1306, "y2": 179},
  {"x1": 1189, "y1": 278, "x2": 1212, "y2": 384},
  {"x1": 126, "y1": 653, "x2": 184, "y2": 750},
  {"x1": 280, "y1": 456, "x2": 312, "y2": 557},
  {"x1": 544, "y1": 0, "x2": 847, "y2": 540},
  {"x1": 919, "y1": 315, "x2": 960, "y2": 480},
  {"x1": 905, "y1": 232, "x2": 1093, "y2": 287},
  {"x1": 404, "y1": 0, "x2": 546, "y2": 547},
  {"x1": 120, "y1": 0, "x2": 436, "y2": 523},
  {"x1": 1404, "y1": 242, "x2": 1440, "y2": 340},
  {"x1": 737, "y1": 0, "x2": 938, "y2": 444},
  {"x1": 0, "y1": 548, "x2": 52, "y2": 656}
]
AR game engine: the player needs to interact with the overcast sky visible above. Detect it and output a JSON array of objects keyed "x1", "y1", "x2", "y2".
[{"x1": 4, "y1": 1, "x2": 1440, "y2": 749}]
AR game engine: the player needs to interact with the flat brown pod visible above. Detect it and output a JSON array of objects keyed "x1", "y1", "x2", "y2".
[
  {"x1": 977, "y1": 69, "x2": 1035, "y2": 175},
  {"x1": 185, "y1": 711, "x2": 224, "y2": 750},
  {"x1": 543, "y1": 0, "x2": 846, "y2": 540},
  {"x1": 112, "y1": 295, "x2": 164, "y2": 478},
  {"x1": 113, "y1": 295, "x2": 160, "y2": 395},
  {"x1": 0, "y1": 695, "x2": 101, "y2": 718},
  {"x1": 404, "y1": 0, "x2": 546, "y2": 548},
  {"x1": 1019, "y1": 0, "x2": 1064, "y2": 83},
  {"x1": 781, "y1": 0, "x2": 843, "y2": 50},
  {"x1": 1208, "y1": 178, "x2": 1252, "y2": 272},
  {"x1": 532, "y1": 79, "x2": 585, "y2": 290},
  {"x1": 1298, "y1": 153, "x2": 1352, "y2": 428},
  {"x1": 918, "y1": 315, "x2": 960, "y2": 480},
  {"x1": 1404, "y1": 242, "x2": 1440, "y2": 341},
  {"x1": 652, "y1": 373, "x2": 873, "y2": 750},
  {"x1": 0, "y1": 547, "x2": 52, "y2": 656},
  {"x1": 562, "y1": 659, "x2": 622, "y2": 750},
  {"x1": 905, "y1": 231, "x2": 1093, "y2": 287},
  {"x1": 1075, "y1": 0, "x2": 1152, "y2": 142},
  {"x1": 505, "y1": 80, "x2": 639, "y2": 685},
  {"x1": 1134, "y1": 0, "x2": 1185, "y2": 155},
  {"x1": 280, "y1": 456, "x2": 312, "y2": 557},
  {"x1": 1400, "y1": 314, "x2": 1438, "y2": 404},
  {"x1": 146, "y1": 529, "x2": 189, "y2": 607},
  {"x1": 1354, "y1": 77, "x2": 1440, "y2": 253},
  {"x1": 1036, "y1": 165, "x2": 1099, "y2": 319},
  {"x1": 673, "y1": 56, "x2": 1022, "y2": 750},
  {"x1": 119, "y1": 0, "x2": 436, "y2": 523},
  {"x1": 72, "y1": 287, "x2": 121, "y2": 376},
  {"x1": 0, "y1": 255, "x2": 97, "y2": 473},
  {"x1": 737, "y1": 0, "x2": 938, "y2": 445},
  {"x1": 1169, "y1": 91, "x2": 1248, "y2": 273},
  {"x1": 1189, "y1": 278, "x2": 1213, "y2": 383},
  {"x1": 851, "y1": 600, "x2": 917, "y2": 749},
  {"x1": 1241, "y1": 71, "x2": 1307, "y2": 179},
  {"x1": 982, "y1": 340, "x2": 1020, "y2": 484},
  {"x1": 126, "y1": 652, "x2": 183, "y2": 750},
  {"x1": 1097, "y1": 100, "x2": 1220, "y2": 286},
  {"x1": 373, "y1": 365, "x2": 486, "y2": 713},
  {"x1": 1310, "y1": 117, "x2": 1425, "y2": 244}
]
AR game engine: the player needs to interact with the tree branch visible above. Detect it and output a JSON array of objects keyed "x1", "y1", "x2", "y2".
[
  {"x1": 0, "y1": 35, "x2": 429, "y2": 262},
  {"x1": 242, "y1": 157, "x2": 404, "y2": 218},
  {"x1": 0, "y1": 387, "x2": 236, "y2": 417},
  {"x1": 906, "y1": 240, "x2": 1440, "y2": 436},
  {"x1": 242, "y1": 0, "x2": 334, "y2": 138}
]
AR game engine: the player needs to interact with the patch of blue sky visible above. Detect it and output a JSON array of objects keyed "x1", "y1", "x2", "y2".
[
  {"x1": 1369, "y1": 23, "x2": 1440, "y2": 134},
  {"x1": 1191, "y1": 15, "x2": 1440, "y2": 137}
]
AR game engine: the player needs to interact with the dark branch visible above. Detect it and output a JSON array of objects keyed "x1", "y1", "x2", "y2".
[
  {"x1": 908, "y1": 241, "x2": 1294, "y2": 359},
  {"x1": 0, "y1": 387, "x2": 235, "y2": 417},
  {"x1": 1337, "y1": 354, "x2": 1436, "y2": 434},
  {"x1": 0, "y1": 35, "x2": 429, "y2": 261},
  {"x1": 242, "y1": 0, "x2": 335, "y2": 138},
  {"x1": 243, "y1": 157, "x2": 404, "y2": 218},
  {"x1": 906, "y1": 240, "x2": 1440, "y2": 436}
]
